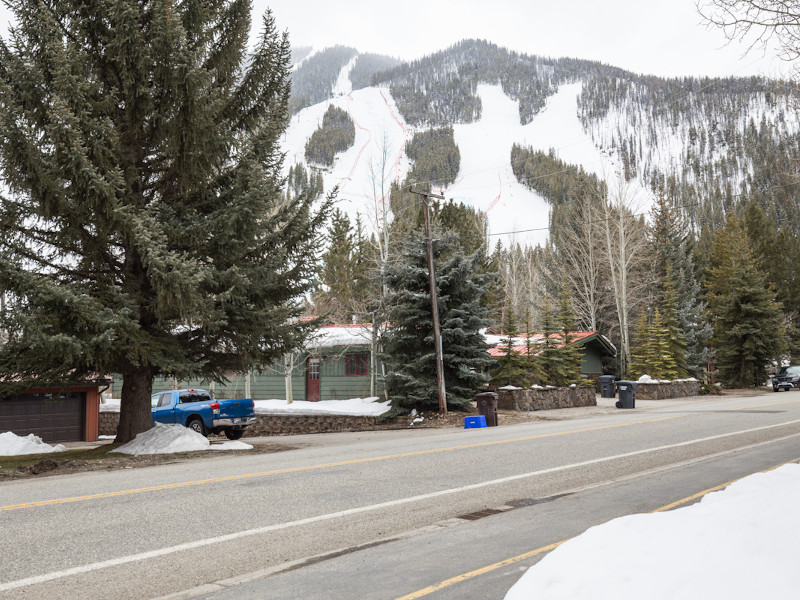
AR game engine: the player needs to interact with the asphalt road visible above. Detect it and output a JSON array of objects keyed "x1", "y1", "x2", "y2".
[{"x1": 2, "y1": 391, "x2": 799, "y2": 600}]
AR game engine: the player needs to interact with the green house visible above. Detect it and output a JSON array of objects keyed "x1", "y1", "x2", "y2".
[
  {"x1": 486, "y1": 330, "x2": 617, "y2": 379},
  {"x1": 112, "y1": 324, "x2": 384, "y2": 402}
]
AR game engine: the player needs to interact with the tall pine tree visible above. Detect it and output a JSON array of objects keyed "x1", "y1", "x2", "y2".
[
  {"x1": 0, "y1": 3, "x2": 332, "y2": 442},
  {"x1": 315, "y1": 209, "x2": 355, "y2": 322},
  {"x1": 491, "y1": 305, "x2": 528, "y2": 388},
  {"x1": 706, "y1": 213, "x2": 785, "y2": 387},
  {"x1": 648, "y1": 193, "x2": 709, "y2": 378},
  {"x1": 628, "y1": 309, "x2": 658, "y2": 379},
  {"x1": 383, "y1": 234, "x2": 492, "y2": 415},
  {"x1": 554, "y1": 284, "x2": 585, "y2": 386}
]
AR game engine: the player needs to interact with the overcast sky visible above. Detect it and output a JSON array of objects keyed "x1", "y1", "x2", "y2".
[
  {"x1": 0, "y1": 1, "x2": 785, "y2": 78},
  {"x1": 257, "y1": 0, "x2": 785, "y2": 78}
]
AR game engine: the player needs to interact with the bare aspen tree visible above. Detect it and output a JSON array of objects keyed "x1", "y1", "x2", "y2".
[
  {"x1": 365, "y1": 133, "x2": 397, "y2": 289},
  {"x1": 499, "y1": 239, "x2": 527, "y2": 329},
  {"x1": 365, "y1": 133, "x2": 397, "y2": 400},
  {"x1": 699, "y1": 1, "x2": 800, "y2": 62},
  {"x1": 283, "y1": 352, "x2": 296, "y2": 404},
  {"x1": 521, "y1": 245, "x2": 543, "y2": 322},
  {"x1": 553, "y1": 196, "x2": 607, "y2": 331},
  {"x1": 601, "y1": 178, "x2": 652, "y2": 375}
]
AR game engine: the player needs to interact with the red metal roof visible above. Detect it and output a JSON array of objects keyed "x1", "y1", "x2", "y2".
[{"x1": 487, "y1": 331, "x2": 598, "y2": 357}]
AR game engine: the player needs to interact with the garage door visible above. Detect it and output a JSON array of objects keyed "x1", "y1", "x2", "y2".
[{"x1": 0, "y1": 392, "x2": 85, "y2": 442}]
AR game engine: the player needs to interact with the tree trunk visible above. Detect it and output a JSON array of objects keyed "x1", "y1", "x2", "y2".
[
  {"x1": 115, "y1": 366, "x2": 155, "y2": 444},
  {"x1": 284, "y1": 353, "x2": 294, "y2": 403},
  {"x1": 370, "y1": 317, "x2": 378, "y2": 397}
]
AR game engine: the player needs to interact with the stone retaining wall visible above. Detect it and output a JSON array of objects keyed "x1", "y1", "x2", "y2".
[
  {"x1": 497, "y1": 386, "x2": 596, "y2": 412},
  {"x1": 99, "y1": 412, "x2": 380, "y2": 437},
  {"x1": 634, "y1": 380, "x2": 701, "y2": 400},
  {"x1": 99, "y1": 412, "x2": 119, "y2": 436},
  {"x1": 247, "y1": 414, "x2": 380, "y2": 436}
]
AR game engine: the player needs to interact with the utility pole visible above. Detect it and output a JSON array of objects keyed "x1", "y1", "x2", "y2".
[{"x1": 409, "y1": 186, "x2": 447, "y2": 416}]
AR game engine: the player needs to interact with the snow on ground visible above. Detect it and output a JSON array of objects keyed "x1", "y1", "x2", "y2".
[
  {"x1": 517, "y1": 82, "x2": 654, "y2": 214},
  {"x1": 99, "y1": 397, "x2": 120, "y2": 412},
  {"x1": 254, "y1": 397, "x2": 390, "y2": 416},
  {"x1": 111, "y1": 423, "x2": 252, "y2": 455},
  {"x1": 519, "y1": 83, "x2": 619, "y2": 181},
  {"x1": 332, "y1": 55, "x2": 357, "y2": 96},
  {"x1": 0, "y1": 432, "x2": 66, "y2": 456},
  {"x1": 504, "y1": 462, "x2": 800, "y2": 600},
  {"x1": 100, "y1": 394, "x2": 390, "y2": 417},
  {"x1": 282, "y1": 74, "x2": 411, "y2": 234},
  {"x1": 444, "y1": 84, "x2": 551, "y2": 247}
]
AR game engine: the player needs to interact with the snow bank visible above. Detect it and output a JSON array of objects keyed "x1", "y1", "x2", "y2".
[
  {"x1": 99, "y1": 398, "x2": 120, "y2": 412},
  {"x1": 504, "y1": 463, "x2": 800, "y2": 600},
  {"x1": 254, "y1": 397, "x2": 390, "y2": 416},
  {"x1": 102, "y1": 395, "x2": 390, "y2": 417},
  {"x1": 0, "y1": 432, "x2": 66, "y2": 456},
  {"x1": 111, "y1": 423, "x2": 252, "y2": 455}
]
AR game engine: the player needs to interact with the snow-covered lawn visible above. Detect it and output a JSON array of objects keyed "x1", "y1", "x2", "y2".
[
  {"x1": 100, "y1": 395, "x2": 390, "y2": 417},
  {"x1": 254, "y1": 397, "x2": 390, "y2": 416},
  {"x1": 505, "y1": 462, "x2": 800, "y2": 599},
  {"x1": 0, "y1": 431, "x2": 66, "y2": 456}
]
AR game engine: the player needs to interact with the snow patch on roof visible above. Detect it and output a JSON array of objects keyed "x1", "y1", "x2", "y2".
[{"x1": 308, "y1": 324, "x2": 374, "y2": 349}]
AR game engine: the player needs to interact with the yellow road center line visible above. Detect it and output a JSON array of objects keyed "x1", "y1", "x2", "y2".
[
  {"x1": 0, "y1": 414, "x2": 684, "y2": 512},
  {"x1": 394, "y1": 542, "x2": 566, "y2": 600},
  {"x1": 394, "y1": 454, "x2": 800, "y2": 599},
  {"x1": 2, "y1": 397, "x2": 796, "y2": 513},
  {"x1": 729, "y1": 398, "x2": 800, "y2": 410}
]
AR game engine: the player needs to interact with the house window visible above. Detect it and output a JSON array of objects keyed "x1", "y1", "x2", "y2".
[{"x1": 345, "y1": 354, "x2": 368, "y2": 376}]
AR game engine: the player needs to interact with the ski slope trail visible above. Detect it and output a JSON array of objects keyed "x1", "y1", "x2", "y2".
[
  {"x1": 282, "y1": 60, "x2": 410, "y2": 233},
  {"x1": 445, "y1": 84, "x2": 551, "y2": 247},
  {"x1": 281, "y1": 75, "x2": 654, "y2": 247}
]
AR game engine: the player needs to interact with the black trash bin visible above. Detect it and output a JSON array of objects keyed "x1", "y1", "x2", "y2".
[
  {"x1": 598, "y1": 375, "x2": 616, "y2": 398},
  {"x1": 475, "y1": 392, "x2": 499, "y2": 427},
  {"x1": 615, "y1": 380, "x2": 637, "y2": 409}
]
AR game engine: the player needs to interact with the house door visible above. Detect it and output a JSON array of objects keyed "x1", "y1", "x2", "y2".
[{"x1": 306, "y1": 357, "x2": 321, "y2": 402}]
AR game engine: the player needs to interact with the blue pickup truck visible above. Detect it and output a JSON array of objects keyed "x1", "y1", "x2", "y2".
[{"x1": 150, "y1": 389, "x2": 257, "y2": 440}]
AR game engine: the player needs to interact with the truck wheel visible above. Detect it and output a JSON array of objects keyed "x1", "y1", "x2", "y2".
[
  {"x1": 224, "y1": 428, "x2": 244, "y2": 440},
  {"x1": 187, "y1": 417, "x2": 206, "y2": 436}
]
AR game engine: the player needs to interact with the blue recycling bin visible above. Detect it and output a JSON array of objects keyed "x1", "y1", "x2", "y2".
[{"x1": 464, "y1": 415, "x2": 487, "y2": 429}]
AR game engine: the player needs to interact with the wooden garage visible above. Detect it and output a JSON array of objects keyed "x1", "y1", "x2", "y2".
[{"x1": 0, "y1": 382, "x2": 107, "y2": 443}]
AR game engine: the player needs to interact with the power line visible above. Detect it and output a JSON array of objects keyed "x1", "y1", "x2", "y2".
[{"x1": 484, "y1": 179, "x2": 800, "y2": 238}]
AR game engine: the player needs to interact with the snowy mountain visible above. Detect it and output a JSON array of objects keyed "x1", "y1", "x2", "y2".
[{"x1": 282, "y1": 41, "x2": 800, "y2": 246}]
